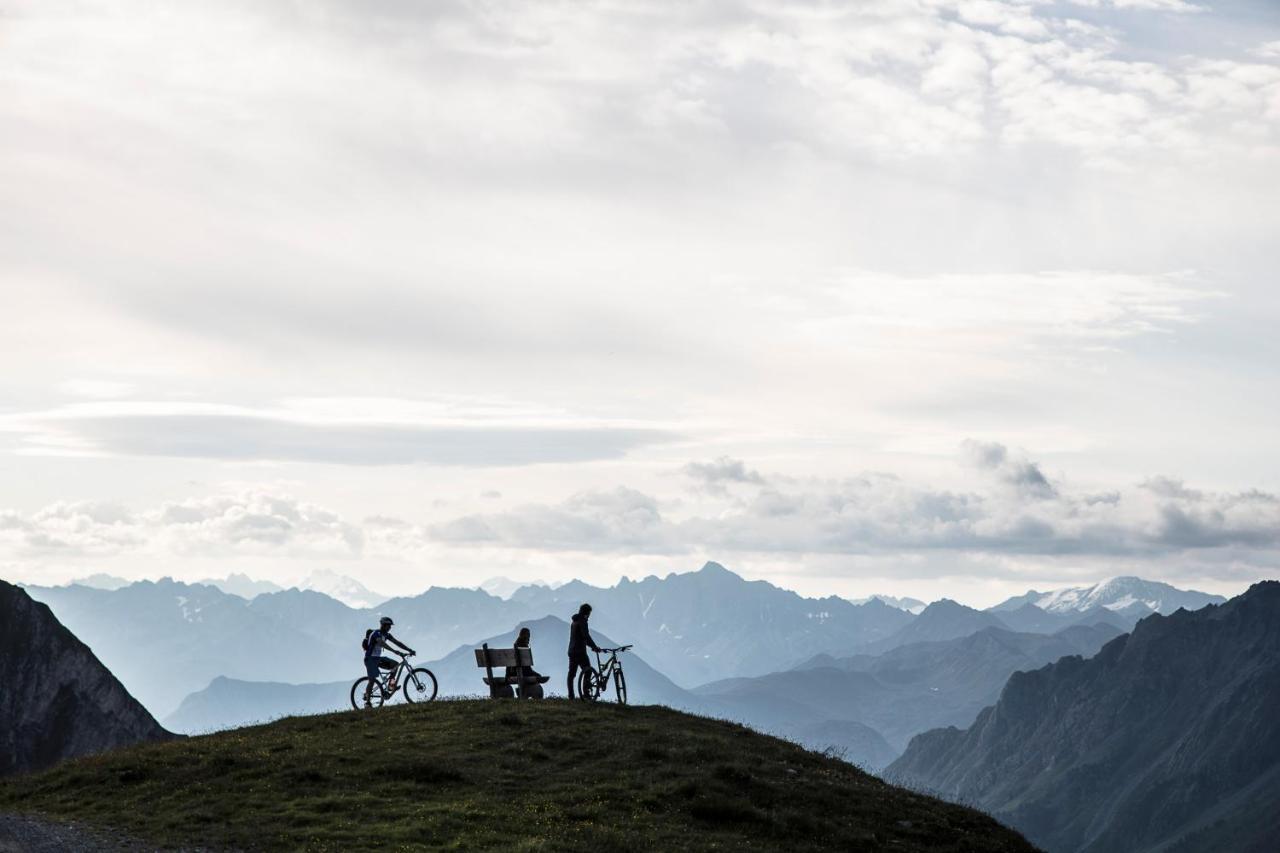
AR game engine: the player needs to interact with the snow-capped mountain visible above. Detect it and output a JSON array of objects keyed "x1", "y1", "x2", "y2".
[
  {"x1": 850, "y1": 594, "x2": 928, "y2": 615},
  {"x1": 292, "y1": 570, "x2": 387, "y2": 609},
  {"x1": 478, "y1": 576, "x2": 554, "y2": 600},
  {"x1": 68, "y1": 573, "x2": 132, "y2": 591},
  {"x1": 197, "y1": 573, "x2": 284, "y2": 600},
  {"x1": 991, "y1": 577, "x2": 1224, "y2": 616}
]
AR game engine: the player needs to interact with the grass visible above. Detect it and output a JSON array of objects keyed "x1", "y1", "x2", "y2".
[{"x1": 0, "y1": 699, "x2": 1037, "y2": 851}]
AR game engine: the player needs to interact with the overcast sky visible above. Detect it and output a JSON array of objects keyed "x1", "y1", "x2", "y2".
[{"x1": 2, "y1": 0, "x2": 1278, "y2": 606}]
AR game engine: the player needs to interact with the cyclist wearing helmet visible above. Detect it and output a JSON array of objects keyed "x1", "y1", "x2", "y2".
[{"x1": 363, "y1": 616, "x2": 415, "y2": 706}]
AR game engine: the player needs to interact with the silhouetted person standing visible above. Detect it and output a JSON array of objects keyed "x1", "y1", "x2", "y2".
[{"x1": 566, "y1": 603, "x2": 601, "y2": 699}]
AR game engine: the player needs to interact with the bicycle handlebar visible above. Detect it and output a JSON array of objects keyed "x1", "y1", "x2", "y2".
[{"x1": 597, "y1": 645, "x2": 633, "y2": 653}]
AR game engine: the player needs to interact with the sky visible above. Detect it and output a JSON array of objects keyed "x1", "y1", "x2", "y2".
[{"x1": 2, "y1": 0, "x2": 1278, "y2": 607}]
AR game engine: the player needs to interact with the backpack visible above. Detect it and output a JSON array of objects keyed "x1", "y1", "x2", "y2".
[{"x1": 361, "y1": 629, "x2": 374, "y2": 652}]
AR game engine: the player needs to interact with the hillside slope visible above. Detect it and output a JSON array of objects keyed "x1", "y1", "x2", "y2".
[
  {"x1": 0, "y1": 700, "x2": 1036, "y2": 852},
  {"x1": 701, "y1": 623, "x2": 1121, "y2": 754},
  {"x1": 886, "y1": 581, "x2": 1280, "y2": 853},
  {"x1": 0, "y1": 580, "x2": 172, "y2": 777}
]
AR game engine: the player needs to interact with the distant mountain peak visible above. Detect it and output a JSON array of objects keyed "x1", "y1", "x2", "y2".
[
  {"x1": 67, "y1": 573, "x2": 131, "y2": 591},
  {"x1": 849, "y1": 594, "x2": 928, "y2": 614},
  {"x1": 197, "y1": 573, "x2": 284, "y2": 600},
  {"x1": 478, "y1": 576, "x2": 551, "y2": 600},
  {"x1": 919, "y1": 598, "x2": 977, "y2": 616},
  {"x1": 992, "y1": 576, "x2": 1225, "y2": 616},
  {"x1": 293, "y1": 570, "x2": 387, "y2": 609}
]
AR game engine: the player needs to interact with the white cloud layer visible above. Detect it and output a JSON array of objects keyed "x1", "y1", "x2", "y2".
[
  {"x1": 1, "y1": 0, "x2": 1278, "y2": 602},
  {"x1": 3, "y1": 448, "x2": 1276, "y2": 597}
]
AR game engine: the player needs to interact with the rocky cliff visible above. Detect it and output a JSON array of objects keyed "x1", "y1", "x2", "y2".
[
  {"x1": 1, "y1": 580, "x2": 172, "y2": 776},
  {"x1": 886, "y1": 581, "x2": 1280, "y2": 853}
]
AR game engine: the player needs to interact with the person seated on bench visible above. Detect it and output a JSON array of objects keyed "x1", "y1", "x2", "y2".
[{"x1": 507, "y1": 627, "x2": 549, "y2": 688}]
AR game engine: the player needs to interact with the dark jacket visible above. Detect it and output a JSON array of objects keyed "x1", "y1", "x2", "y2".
[
  {"x1": 567, "y1": 613, "x2": 600, "y2": 658},
  {"x1": 506, "y1": 635, "x2": 542, "y2": 680}
]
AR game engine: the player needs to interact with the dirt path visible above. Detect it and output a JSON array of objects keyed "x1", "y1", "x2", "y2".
[{"x1": 0, "y1": 813, "x2": 150, "y2": 852}]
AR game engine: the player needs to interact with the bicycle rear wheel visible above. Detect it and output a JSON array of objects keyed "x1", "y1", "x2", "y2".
[
  {"x1": 350, "y1": 677, "x2": 386, "y2": 710},
  {"x1": 577, "y1": 669, "x2": 600, "y2": 701},
  {"x1": 402, "y1": 668, "x2": 438, "y2": 703},
  {"x1": 614, "y1": 668, "x2": 627, "y2": 705}
]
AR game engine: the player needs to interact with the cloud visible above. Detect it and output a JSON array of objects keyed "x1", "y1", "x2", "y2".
[
  {"x1": 5, "y1": 448, "x2": 1279, "y2": 588},
  {"x1": 431, "y1": 487, "x2": 673, "y2": 553},
  {"x1": 7, "y1": 402, "x2": 677, "y2": 466},
  {"x1": 1069, "y1": 0, "x2": 1202, "y2": 12},
  {"x1": 963, "y1": 440, "x2": 1057, "y2": 499},
  {"x1": 682, "y1": 456, "x2": 767, "y2": 494},
  {"x1": 426, "y1": 447, "x2": 1280, "y2": 560},
  {"x1": 0, "y1": 492, "x2": 362, "y2": 559},
  {"x1": 151, "y1": 493, "x2": 363, "y2": 556}
]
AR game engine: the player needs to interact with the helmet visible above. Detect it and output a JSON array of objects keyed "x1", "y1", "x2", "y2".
[{"x1": 379, "y1": 616, "x2": 393, "y2": 628}]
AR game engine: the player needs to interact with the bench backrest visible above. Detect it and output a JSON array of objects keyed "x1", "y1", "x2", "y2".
[{"x1": 474, "y1": 646, "x2": 534, "y2": 669}]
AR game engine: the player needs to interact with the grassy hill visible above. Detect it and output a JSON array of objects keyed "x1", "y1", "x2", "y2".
[{"x1": 0, "y1": 700, "x2": 1035, "y2": 852}]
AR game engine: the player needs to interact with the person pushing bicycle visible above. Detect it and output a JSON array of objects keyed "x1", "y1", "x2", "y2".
[
  {"x1": 363, "y1": 616, "x2": 416, "y2": 706},
  {"x1": 566, "y1": 603, "x2": 601, "y2": 699}
]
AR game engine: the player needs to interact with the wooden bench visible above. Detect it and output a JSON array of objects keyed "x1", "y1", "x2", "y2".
[{"x1": 475, "y1": 643, "x2": 548, "y2": 699}]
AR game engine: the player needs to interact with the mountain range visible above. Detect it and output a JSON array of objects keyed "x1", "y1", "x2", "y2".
[
  {"x1": 0, "y1": 580, "x2": 171, "y2": 776},
  {"x1": 886, "y1": 580, "x2": 1280, "y2": 853},
  {"x1": 22, "y1": 564, "x2": 1223, "y2": 721}
]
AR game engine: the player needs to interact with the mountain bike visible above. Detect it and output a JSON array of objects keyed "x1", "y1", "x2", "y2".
[
  {"x1": 350, "y1": 651, "x2": 438, "y2": 709},
  {"x1": 577, "y1": 645, "x2": 631, "y2": 705}
]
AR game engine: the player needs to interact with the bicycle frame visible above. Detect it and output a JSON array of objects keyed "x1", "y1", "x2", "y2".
[
  {"x1": 370, "y1": 653, "x2": 420, "y2": 695},
  {"x1": 588, "y1": 646, "x2": 630, "y2": 691},
  {"x1": 591, "y1": 650, "x2": 621, "y2": 685}
]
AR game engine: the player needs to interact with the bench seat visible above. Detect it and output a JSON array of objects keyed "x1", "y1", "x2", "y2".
[
  {"x1": 483, "y1": 675, "x2": 550, "y2": 686},
  {"x1": 475, "y1": 644, "x2": 548, "y2": 698}
]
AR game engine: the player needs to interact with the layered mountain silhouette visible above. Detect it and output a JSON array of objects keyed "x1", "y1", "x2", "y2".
[
  {"x1": 0, "y1": 580, "x2": 171, "y2": 776},
  {"x1": 698, "y1": 623, "x2": 1121, "y2": 765},
  {"x1": 24, "y1": 562, "x2": 919, "y2": 714},
  {"x1": 25, "y1": 564, "x2": 1220, "y2": 723},
  {"x1": 165, "y1": 616, "x2": 711, "y2": 729},
  {"x1": 22, "y1": 579, "x2": 361, "y2": 715},
  {"x1": 502, "y1": 562, "x2": 917, "y2": 684},
  {"x1": 886, "y1": 581, "x2": 1280, "y2": 853}
]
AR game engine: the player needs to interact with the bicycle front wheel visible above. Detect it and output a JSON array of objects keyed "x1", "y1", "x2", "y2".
[
  {"x1": 402, "y1": 668, "x2": 438, "y2": 703},
  {"x1": 577, "y1": 669, "x2": 600, "y2": 702},
  {"x1": 614, "y1": 668, "x2": 627, "y2": 705},
  {"x1": 351, "y1": 677, "x2": 385, "y2": 710}
]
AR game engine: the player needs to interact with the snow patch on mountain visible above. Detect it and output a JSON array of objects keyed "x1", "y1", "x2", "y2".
[
  {"x1": 479, "y1": 576, "x2": 554, "y2": 600},
  {"x1": 197, "y1": 573, "x2": 284, "y2": 600},
  {"x1": 293, "y1": 570, "x2": 387, "y2": 609},
  {"x1": 1022, "y1": 577, "x2": 1224, "y2": 616},
  {"x1": 850, "y1": 594, "x2": 928, "y2": 615}
]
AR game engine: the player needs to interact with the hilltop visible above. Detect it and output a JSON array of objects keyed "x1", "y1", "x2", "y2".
[{"x1": 0, "y1": 700, "x2": 1036, "y2": 852}]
